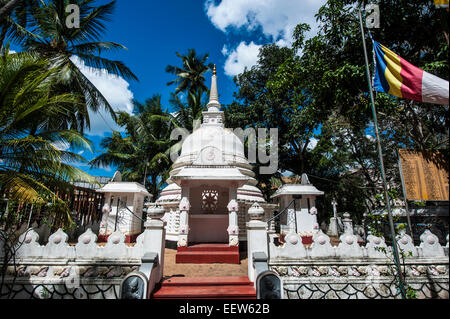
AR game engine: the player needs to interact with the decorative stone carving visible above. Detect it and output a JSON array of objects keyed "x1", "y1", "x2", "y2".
[
  {"x1": 53, "y1": 266, "x2": 71, "y2": 278},
  {"x1": 27, "y1": 266, "x2": 49, "y2": 277},
  {"x1": 290, "y1": 266, "x2": 308, "y2": 277},
  {"x1": 337, "y1": 231, "x2": 363, "y2": 258},
  {"x1": 179, "y1": 225, "x2": 189, "y2": 235},
  {"x1": 229, "y1": 237, "x2": 239, "y2": 247},
  {"x1": 248, "y1": 203, "x2": 265, "y2": 220},
  {"x1": 43, "y1": 229, "x2": 75, "y2": 259},
  {"x1": 311, "y1": 266, "x2": 328, "y2": 277},
  {"x1": 348, "y1": 266, "x2": 361, "y2": 277},
  {"x1": 396, "y1": 229, "x2": 417, "y2": 257},
  {"x1": 269, "y1": 232, "x2": 307, "y2": 259},
  {"x1": 366, "y1": 234, "x2": 388, "y2": 258},
  {"x1": 227, "y1": 199, "x2": 239, "y2": 212},
  {"x1": 75, "y1": 228, "x2": 98, "y2": 258},
  {"x1": 329, "y1": 266, "x2": 341, "y2": 277},
  {"x1": 103, "y1": 231, "x2": 128, "y2": 259},
  {"x1": 147, "y1": 205, "x2": 165, "y2": 219},
  {"x1": 427, "y1": 266, "x2": 440, "y2": 276},
  {"x1": 420, "y1": 230, "x2": 445, "y2": 257},
  {"x1": 227, "y1": 225, "x2": 239, "y2": 235},
  {"x1": 177, "y1": 237, "x2": 187, "y2": 247},
  {"x1": 16, "y1": 229, "x2": 42, "y2": 258},
  {"x1": 179, "y1": 197, "x2": 190, "y2": 211},
  {"x1": 272, "y1": 266, "x2": 288, "y2": 276},
  {"x1": 310, "y1": 230, "x2": 335, "y2": 257}
]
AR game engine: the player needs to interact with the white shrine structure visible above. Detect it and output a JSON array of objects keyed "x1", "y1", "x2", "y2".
[
  {"x1": 97, "y1": 171, "x2": 152, "y2": 243},
  {"x1": 155, "y1": 66, "x2": 276, "y2": 263},
  {"x1": 271, "y1": 173, "x2": 324, "y2": 243}
]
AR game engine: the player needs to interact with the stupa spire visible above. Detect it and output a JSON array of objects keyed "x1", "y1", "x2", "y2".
[{"x1": 207, "y1": 64, "x2": 220, "y2": 111}]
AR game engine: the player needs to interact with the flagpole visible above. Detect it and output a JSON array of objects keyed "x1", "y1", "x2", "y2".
[{"x1": 358, "y1": 8, "x2": 407, "y2": 299}]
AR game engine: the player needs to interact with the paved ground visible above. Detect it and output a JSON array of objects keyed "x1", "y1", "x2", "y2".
[
  {"x1": 95, "y1": 235, "x2": 342, "y2": 278},
  {"x1": 162, "y1": 248, "x2": 249, "y2": 279}
]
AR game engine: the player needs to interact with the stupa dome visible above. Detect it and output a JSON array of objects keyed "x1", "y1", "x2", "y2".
[{"x1": 174, "y1": 125, "x2": 247, "y2": 166}]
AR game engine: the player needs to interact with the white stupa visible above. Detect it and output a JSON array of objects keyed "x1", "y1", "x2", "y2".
[{"x1": 156, "y1": 66, "x2": 275, "y2": 247}]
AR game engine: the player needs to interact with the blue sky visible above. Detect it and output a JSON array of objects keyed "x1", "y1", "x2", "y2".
[{"x1": 31, "y1": 0, "x2": 327, "y2": 177}]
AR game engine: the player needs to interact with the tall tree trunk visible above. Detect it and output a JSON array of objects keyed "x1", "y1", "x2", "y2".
[{"x1": 0, "y1": 0, "x2": 21, "y2": 20}]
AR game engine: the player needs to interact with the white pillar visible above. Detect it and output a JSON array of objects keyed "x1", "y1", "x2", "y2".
[
  {"x1": 247, "y1": 203, "x2": 268, "y2": 283},
  {"x1": 227, "y1": 199, "x2": 239, "y2": 246},
  {"x1": 143, "y1": 205, "x2": 166, "y2": 292},
  {"x1": 177, "y1": 196, "x2": 190, "y2": 247}
]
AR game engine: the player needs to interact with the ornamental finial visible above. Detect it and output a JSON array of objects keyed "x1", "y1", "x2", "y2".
[{"x1": 213, "y1": 64, "x2": 216, "y2": 76}]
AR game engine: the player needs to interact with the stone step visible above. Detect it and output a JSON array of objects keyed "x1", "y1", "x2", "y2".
[
  {"x1": 152, "y1": 277, "x2": 256, "y2": 299},
  {"x1": 178, "y1": 243, "x2": 239, "y2": 252},
  {"x1": 161, "y1": 276, "x2": 253, "y2": 287}
]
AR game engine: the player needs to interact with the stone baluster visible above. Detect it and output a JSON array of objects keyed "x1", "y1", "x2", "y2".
[
  {"x1": 103, "y1": 230, "x2": 127, "y2": 259},
  {"x1": 396, "y1": 228, "x2": 417, "y2": 257},
  {"x1": 310, "y1": 230, "x2": 335, "y2": 258},
  {"x1": 227, "y1": 199, "x2": 239, "y2": 247},
  {"x1": 365, "y1": 233, "x2": 388, "y2": 258},
  {"x1": 16, "y1": 229, "x2": 42, "y2": 258},
  {"x1": 247, "y1": 203, "x2": 268, "y2": 283},
  {"x1": 76, "y1": 228, "x2": 99, "y2": 258},
  {"x1": 43, "y1": 229, "x2": 75, "y2": 259},
  {"x1": 419, "y1": 230, "x2": 445, "y2": 257},
  {"x1": 177, "y1": 197, "x2": 190, "y2": 248},
  {"x1": 143, "y1": 204, "x2": 166, "y2": 286}
]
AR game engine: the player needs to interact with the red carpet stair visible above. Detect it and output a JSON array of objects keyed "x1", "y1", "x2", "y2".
[
  {"x1": 152, "y1": 276, "x2": 256, "y2": 299},
  {"x1": 176, "y1": 244, "x2": 240, "y2": 264}
]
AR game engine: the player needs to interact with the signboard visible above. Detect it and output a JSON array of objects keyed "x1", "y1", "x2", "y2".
[{"x1": 398, "y1": 149, "x2": 449, "y2": 201}]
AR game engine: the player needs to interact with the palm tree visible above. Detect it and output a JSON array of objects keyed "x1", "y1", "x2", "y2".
[
  {"x1": 90, "y1": 95, "x2": 175, "y2": 198},
  {"x1": 166, "y1": 49, "x2": 213, "y2": 96},
  {"x1": 0, "y1": 48, "x2": 98, "y2": 226},
  {"x1": 0, "y1": 0, "x2": 39, "y2": 49},
  {"x1": 11, "y1": 0, "x2": 137, "y2": 133},
  {"x1": 169, "y1": 90, "x2": 207, "y2": 131}
]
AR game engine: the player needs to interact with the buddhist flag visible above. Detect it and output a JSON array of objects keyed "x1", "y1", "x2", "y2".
[
  {"x1": 372, "y1": 41, "x2": 449, "y2": 105},
  {"x1": 434, "y1": 0, "x2": 449, "y2": 8}
]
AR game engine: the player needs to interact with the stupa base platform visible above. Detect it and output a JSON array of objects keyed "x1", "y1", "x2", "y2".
[
  {"x1": 176, "y1": 244, "x2": 240, "y2": 264},
  {"x1": 152, "y1": 276, "x2": 255, "y2": 299}
]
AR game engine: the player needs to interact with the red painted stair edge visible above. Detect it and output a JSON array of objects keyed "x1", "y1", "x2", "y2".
[{"x1": 151, "y1": 277, "x2": 256, "y2": 299}]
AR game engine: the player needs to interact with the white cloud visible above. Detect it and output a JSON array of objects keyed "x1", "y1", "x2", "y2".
[
  {"x1": 223, "y1": 41, "x2": 262, "y2": 76},
  {"x1": 205, "y1": 0, "x2": 326, "y2": 44},
  {"x1": 206, "y1": 0, "x2": 326, "y2": 77},
  {"x1": 70, "y1": 56, "x2": 134, "y2": 136}
]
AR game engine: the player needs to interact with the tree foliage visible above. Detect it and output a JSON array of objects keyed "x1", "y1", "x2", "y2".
[{"x1": 225, "y1": 0, "x2": 449, "y2": 219}]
